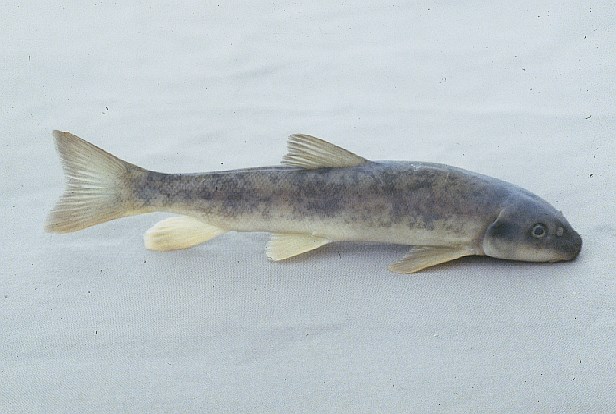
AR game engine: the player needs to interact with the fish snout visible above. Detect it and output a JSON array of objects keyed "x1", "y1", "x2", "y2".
[{"x1": 561, "y1": 229, "x2": 582, "y2": 261}]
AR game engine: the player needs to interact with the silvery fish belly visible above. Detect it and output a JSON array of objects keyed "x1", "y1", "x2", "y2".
[{"x1": 46, "y1": 131, "x2": 582, "y2": 273}]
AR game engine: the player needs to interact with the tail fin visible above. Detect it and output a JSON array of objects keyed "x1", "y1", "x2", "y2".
[{"x1": 45, "y1": 130, "x2": 146, "y2": 233}]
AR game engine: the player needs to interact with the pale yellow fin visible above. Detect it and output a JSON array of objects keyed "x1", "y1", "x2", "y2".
[
  {"x1": 388, "y1": 246, "x2": 476, "y2": 274},
  {"x1": 266, "y1": 233, "x2": 331, "y2": 261},
  {"x1": 46, "y1": 130, "x2": 146, "y2": 233},
  {"x1": 144, "y1": 216, "x2": 226, "y2": 251},
  {"x1": 281, "y1": 134, "x2": 368, "y2": 169}
]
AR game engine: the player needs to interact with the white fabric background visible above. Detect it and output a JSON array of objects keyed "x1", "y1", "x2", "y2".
[{"x1": 2, "y1": 1, "x2": 615, "y2": 412}]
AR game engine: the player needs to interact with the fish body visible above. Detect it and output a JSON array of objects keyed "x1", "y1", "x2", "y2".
[
  {"x1": 136, "y1": 163, "x2": 502, "y2": 246},
  {"x1": 47, "y1": 131, "x2": 582, "y2": 273}
]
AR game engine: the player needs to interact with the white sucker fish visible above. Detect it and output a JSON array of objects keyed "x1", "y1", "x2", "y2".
[{"x1": 46, "y1": 131, "x2": 582, "y2": 273}]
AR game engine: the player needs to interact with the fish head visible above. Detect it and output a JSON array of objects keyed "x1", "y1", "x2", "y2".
[{"x1": 482, "y1": 195, "x2": 582, "y2": 263}]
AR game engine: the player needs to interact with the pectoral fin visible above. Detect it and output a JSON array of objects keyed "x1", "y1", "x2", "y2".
[
  {"x1": 388, "y1": 246, "x2": 476, "y2": 274},
  {"x1": 266, "y1": 233, "x2": 331, "y2": 261},
  {"x1": 144, "y1": 216, "x2": 226, "y2": 251}
]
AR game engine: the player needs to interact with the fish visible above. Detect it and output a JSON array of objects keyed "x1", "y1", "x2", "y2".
[{"x1": 45, "y1": 130, "x2": 582, "y2": 273}]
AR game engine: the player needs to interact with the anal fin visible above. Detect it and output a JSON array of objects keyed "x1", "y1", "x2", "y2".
[
  {"x1": 266, "y1": 233, "x2": 331, "y2": 261},
  {"x1": 144, "y1": 216, "x2": 225, "y2": 251},
  {"x1": 389, "y1": 246, "x2": 475, "y2": 274}
]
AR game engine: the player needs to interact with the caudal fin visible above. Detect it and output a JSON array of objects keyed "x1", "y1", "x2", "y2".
[{"x1": 45, "y1": 130, "x2": 146, "y2": 233}]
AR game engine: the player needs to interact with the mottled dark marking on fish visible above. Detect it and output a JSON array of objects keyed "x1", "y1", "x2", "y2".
[{"x1": 46, "y1": 131, "x2": 582, "y2": 273}]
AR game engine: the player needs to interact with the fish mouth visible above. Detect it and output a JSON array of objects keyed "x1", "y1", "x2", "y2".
[
  {"x1": 555, "y1": 230, "x2": 583, "y2": 262},
  {"x1": 522, "y1": 230, "x2": 582, "y2": 263}
]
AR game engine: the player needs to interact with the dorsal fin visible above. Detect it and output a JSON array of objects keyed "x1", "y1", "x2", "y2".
[{"x1": 281, "y1": 134, "x2": 367, "y2": 169}]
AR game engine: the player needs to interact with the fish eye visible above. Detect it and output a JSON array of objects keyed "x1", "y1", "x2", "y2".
[{"x1": 531, "y1": 223, "x2": 546, "y2": 238}]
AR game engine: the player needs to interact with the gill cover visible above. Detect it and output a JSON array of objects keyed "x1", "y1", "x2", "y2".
[{"x1": 483, "y1": 208, "x2": 521, "y2": 260}]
